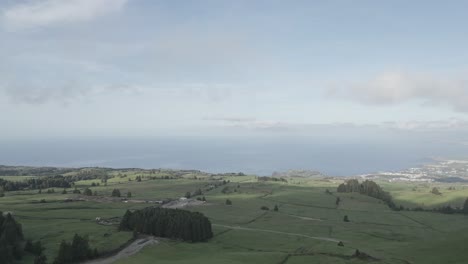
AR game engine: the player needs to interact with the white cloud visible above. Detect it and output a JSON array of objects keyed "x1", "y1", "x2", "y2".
[
  {"x1": 382, "y1": 118, "x2": 468, "y2": 131},
  {"x1": 328, "y1": 71, "x2": 468, "y2": 112},
  {"x1": 1, "y1": 0, "x2": 128, "y2": 30},
  {"x1": 207, "y1": 117, "x2": 468, "y2": 133}
]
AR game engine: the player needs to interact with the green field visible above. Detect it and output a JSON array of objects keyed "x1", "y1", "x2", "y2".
[{"x1": 2, "y1": 170, "x2": 468, "y2": 264}]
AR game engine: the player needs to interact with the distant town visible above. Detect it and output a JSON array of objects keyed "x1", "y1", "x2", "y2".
[{"x1": 360, "y1": 160, "x2": 468, "y2": 183}]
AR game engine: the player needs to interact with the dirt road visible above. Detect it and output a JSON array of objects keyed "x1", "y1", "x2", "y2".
[
  {"x1": 213, "y1": 224, "x2": 342, "y2": 243},
  {"x1": 83, "y1": 237, "x2": 159, "y2": 264}
]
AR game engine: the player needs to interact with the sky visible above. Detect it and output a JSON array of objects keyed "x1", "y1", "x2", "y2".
[{"x1": 1, "y1": 0, "x2": 468, "y2": 142}]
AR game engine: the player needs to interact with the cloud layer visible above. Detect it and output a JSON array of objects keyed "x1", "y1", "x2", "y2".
[
  {"x1": 1, "y1": 0, "x2": 128, "y2": 30},
  {"x1": 329, "y1": 71, "x2": 468, "y2": 112},
  {"x1": 207, "y1": 116, "x2": 468, "y2": 133}
]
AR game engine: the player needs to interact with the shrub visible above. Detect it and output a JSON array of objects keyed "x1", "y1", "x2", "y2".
[
  {"x1": 83, "y1": 188, "x2": 92, "y2": 196},
  {"x1": 111, "y1": 189, "x2": 121, "y2": 197}
]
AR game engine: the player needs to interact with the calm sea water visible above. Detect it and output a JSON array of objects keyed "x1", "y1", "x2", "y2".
[{"x1": 1, "y1": 137, "x2": 467, "y2": 176}]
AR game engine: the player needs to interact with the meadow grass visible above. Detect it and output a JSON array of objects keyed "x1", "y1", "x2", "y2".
[{"x1": 2, "y1": 174, "x2": 468, "y2": 263}]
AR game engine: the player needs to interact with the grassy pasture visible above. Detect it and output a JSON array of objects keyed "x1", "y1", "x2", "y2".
[{"x1": 2, "y1": 173, "x2": 468, "y2": 263}]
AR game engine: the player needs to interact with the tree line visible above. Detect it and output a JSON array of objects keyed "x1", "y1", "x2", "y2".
[
  {"x1": 119, "y1": 207, "x2": 213, "y2": 242},
  {"x1": 0, "y1": 176, "x2": 71, "y2": 192},
  {"x1": 337, "y1": 179, "x2": 396, "y2": 209},
  {"x1": 53, "y1": 234, "x2": 98, "y2": 264},
  {"x1": 0, "y1": 212, "x2": 24, "y2": 264}
]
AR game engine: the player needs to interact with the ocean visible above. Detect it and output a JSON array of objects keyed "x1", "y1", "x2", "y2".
[{"x1": 1, "y1": 136, "x2": 467, "y2": 176}]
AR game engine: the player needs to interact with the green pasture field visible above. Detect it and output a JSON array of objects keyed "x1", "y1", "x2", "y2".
[{"x1": 2, "y1": 173, "x2": 468, "y2": 264}]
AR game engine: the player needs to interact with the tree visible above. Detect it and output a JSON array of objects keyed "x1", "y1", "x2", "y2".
[
  {"x1": 61, "y1": 189, "x2": 67, "y2": 194},
  {"x1": 431, "y1": 187, "x2": 442, "y2": 195},
  {"x1": 202, "y1": 196, "x2": 206, "y2": 202},
  {"x1": 273, "y1": 205, "x2": 279, "y2": 211},
  {"x1": 185, "y1": 192, "x2": 191, "y2": 199},
  {"x1": 111, "y1": 189, "x2": 121, "y2": 197},
  {"x1": 54, "y1": 240, "x2": 72, "y2": 264},
  {"x1": 127, "y1": 191, "x2": 132, "y2": 198},
  {"x1": 463, "y1": 197, "x2": 468, "y2": 214},
  {"x1": 336, "y1": 197, "x2": 341, "y2": 206},
  {"x1": 225, "y1": 199, "x2": 232, "y2": 205},
  {"x1": 71, "y1": 234, "x2": 91, "y2": 261},
  {"x1": 194, "y1": 188, "x2": 203, "y2": 196},
  {"x1": 25, "y1": 240, "x2": 43, "y2": 256},
  {"x1": 54, "y1": 234, "x2": 94, "y2": 264},
  {"x1": 34, "y1": 255, "x2": 47, "y2": 264},
  {"x1": 337, "y1": 241, "x2": 344, "y2": 247},
  {"x1": 0, "y1": 186, "x2": 4, "y2": 197},
  {"x1": 343, "y1": 215, "x2": 350, "y2": 222},
  {"x1": 119, "y1": 210, "x2": 133, "y2": 231},
  {"x1": 260, "y1": 206, "x2": 269, "y2": 211},
  {"x1": 0, "y1": 212, "x2": 24, "y2": 262},
  {"x1": 83, "y1": 188, "x2": 92, "y2": 196}
]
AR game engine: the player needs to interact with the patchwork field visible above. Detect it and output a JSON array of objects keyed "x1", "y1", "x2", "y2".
[{"x1": 2, "y1": 169, "x2": 468, "y2": 264}]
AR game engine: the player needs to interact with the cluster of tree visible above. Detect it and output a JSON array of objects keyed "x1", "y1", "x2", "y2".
[
  {"x1": 260, "y1": 206, "x2": 269, "y2": 210},
  {"x1": 337, "y1": 180, "x2": 395, "y2": 209},
  {"x1": 0, "y1": 176, "x2": 72, "y2": 192},
  {"x1": 257, "y1": 176, "x2": 288, "y2": 183},
  {"x1": 73, "y1": 170, "x2": 112, "y2": 182},
  {"x1": 135, "y1": 176, "x2": 142, "y2": 182},
  {"x1": 119, "y1": 208, "x2": 213, "y2": 242},
  {"x1": 147, "y1": 175, "x2": 176, "y2": 180},
  {"x1": 24, "y1": 239, "x2": 46, "y2": 264},
  {"x1": 196, "y1": 196, "x2": 206, "y2": 202},
  {"x1": 0, "y1": 166, "x2": 73, "y2": 177},
  {"x1": 185, "y1": 188, "x2": 203, "y2": 199},
  {"x1": 385, "y1": 197, "x2": 468, "y2": 215},
  {"x1": 0, "y1": 212, "x2": 24, "y2": 263},
  {"x1": 54, "y1": 234, "x2": 98, "y2": 264},
  {"x1": 405, "y1": 198, "x2": 468, "y2": 215},
  {"x1": 225, "y1": 199, "x2": 232, "y2": 205}
]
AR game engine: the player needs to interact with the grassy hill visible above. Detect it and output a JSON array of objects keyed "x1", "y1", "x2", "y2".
[{"x1": 1, "y1": 168, "x2": 468, "y2": 263}]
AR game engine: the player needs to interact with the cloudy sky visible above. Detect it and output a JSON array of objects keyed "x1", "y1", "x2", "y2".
[{"x1": 2, "y1": 0, "x2": 468, "y2": 140}]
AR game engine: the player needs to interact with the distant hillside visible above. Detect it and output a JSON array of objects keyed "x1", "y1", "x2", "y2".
[{"x1": 272, "y1": 169, "x2": 324, "y2": 178}]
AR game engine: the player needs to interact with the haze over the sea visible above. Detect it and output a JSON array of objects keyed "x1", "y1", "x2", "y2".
[{"x1": 2, "y1": 136, "x2": 467, "y2": 176}]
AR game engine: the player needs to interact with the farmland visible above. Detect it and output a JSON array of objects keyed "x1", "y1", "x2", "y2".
[{"x1": 1, "y1": 167, "x2": 468, "y2": 263}]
